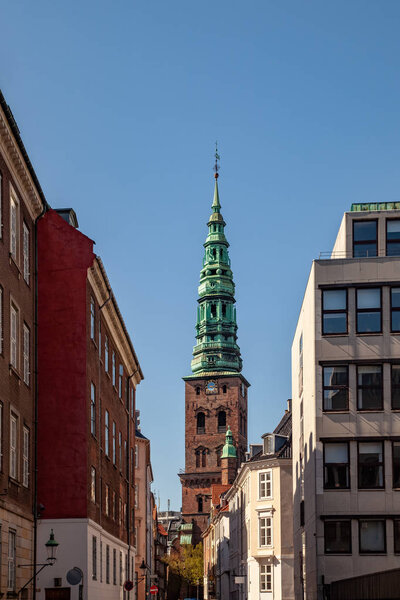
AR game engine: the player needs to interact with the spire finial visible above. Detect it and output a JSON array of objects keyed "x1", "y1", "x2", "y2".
[{"x1": 214, "y1": 141, "x2": 220, "y2": 179}]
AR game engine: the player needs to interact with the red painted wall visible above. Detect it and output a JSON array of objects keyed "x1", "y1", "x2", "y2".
[{"x1": 37, "y1": 209, "x2": 95, "y2": 518}]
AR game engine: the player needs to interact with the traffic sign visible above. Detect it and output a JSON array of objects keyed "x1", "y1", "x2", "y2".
[
  {"x1": 150, "y1": 584, "x2": 159, "y2": 594},
  {"x1": 124, "y1": 580, "x2": 134, "y2": 591}
]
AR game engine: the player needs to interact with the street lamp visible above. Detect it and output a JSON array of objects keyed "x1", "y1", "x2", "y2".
[{"x1": 18, "y1": 530, "x2": 60, "y2": 597}]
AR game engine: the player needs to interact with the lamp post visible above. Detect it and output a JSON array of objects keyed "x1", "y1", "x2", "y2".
[{"x1": 18, "y1": 530, "x2": 59, "y2": 597}]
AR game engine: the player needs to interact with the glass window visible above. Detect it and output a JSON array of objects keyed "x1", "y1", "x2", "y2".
[
  {"x1": 91, "y1": 383, "x2": 96, "y2": 436},
  {"x1": 105, "y1": 336, "x2": 109, "y2": 372},
  {"x1": 91, "y1": 466, "x2": 96, "y2": 502},
  {"x1": 119, "y1": 365, "x2": 123, "y2": 398},
  {"x1": 386, "y1": 220, "x2": 400, "y2": 256},
  {"x1": 324, "y1": 521, "x2": 351, "y2": 554},
  {"x1": 113, "y1": 549, "x2": 117, "y2": 585},
  {"x1": 10, "y1": 414, "x2": 17, "y2": 480},
  {"x1": 105, "y1": 485, "x2": 109, "y2": 516},
  {"x1": 323, "y1": 366, "x2": 348, "y2": 411},
  {"x1": 322, "y1": 289, "x2": 347, "y2": 334},
  {"x1": 7, "y1": 529, "x2": 16, "y2": 591},
  {"x1": 259, "y1": 471, "x2": 272, "y2": 499},
  {"x1": 391, "y1": 288, "x2": 400, "y2": 332},
  {"x1": 10, "y1": 304, "x2": 18, "y2": 369},
  {"x1": 10, "y1": 196, "x2": 18, "y2": 261},
  {"x1": 324, "y1": 443, "x2": 349, "y2": 489},
  {"x1": 23, "y1": 427, "x2": 29, "y2": 488},
  {"x1": 112, "y1": 352, "x2": 116, "y2": 386},
  {"x1": 112, "y1": 422, "x2": 116, "y2": 464},
  {"x1": 106, "y1": 545, "x2": 110, "y2": 583},
  {"x1": 218, "y1": 411, "x2": 226, "y2": 432},
  {"x1": 357, "y1": 288, "x2": 381, "y2": 333},
  {"x1": 359, "y1": 520, "x2": 386, "y2": 553},
  {"x1": 23, "y1": 324, "x2": 30, "y2": 385},
  {"x1": 260, "y1": 564, "x2": 272, "y2": 592},
  {"x1": 105, "y1": 410, "x2": 109, "y2": 456},
  {"x1": 358, "y1": 442, "x2": 384, "y2": 488},
  {"x1": 353, "y1": 220, "x2": 377, "y2": 257},
  {"x1": 259, "y1": 517, "x2": 272, "y2": 547},
  {"x1": 90, "y1": 297, "x2": 95, "y2": 340},
  {"x1": 197, "y1": 412, "x2": 205, "y2": 434},
  {"x1": 357, "y1": 365, "x2": 383, "y2": 410},
  {"x1": 393, "y1": 443, "x2": 400, "y2": 488},
  {"x1": 23, "y1": 222, "x2": 29, "y2": 283},
  {"x1": 394, "y1": 520, "x2": 400, "y2": 553},
  {"x1": 391, "y1": 365, "x2": 400, "y2": 409},
  {"x1": 92, "y1": 536, "x2": 97, "y2": 580}
]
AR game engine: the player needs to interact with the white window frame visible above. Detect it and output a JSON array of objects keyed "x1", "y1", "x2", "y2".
[
  {"x1": 260, "y1": 563, "x2": 272, "y2": 592},
  {"x1": 10, "y1": 414, "x2": 17, "y2": 480},
  {"x1": 23, "y1": 324, "x2": 30, "y2": 385},
  {"x1": 10, "y1": 304, "x2": 18, "y2": 369},
  {"x1": 23, "y1": 426, "x2": 29, "y2": 487},
  {"x1": 23, "y1": 222, "x2": 29, "y2": 284},
  {"x1": 259, "y1": 515, "x2": 273, "y2": 548},
  {"x1": 9, "y1": 193, "x2": 18, "y2": 262},
  {"x1": 7, "y1": 529, "x2": 16, "y2": 591},
  {"x1": 259, "y1": 470, "x2": 272, "y2": 499}
]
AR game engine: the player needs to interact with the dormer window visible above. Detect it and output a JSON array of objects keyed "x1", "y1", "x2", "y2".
[{"x1": 353, "y1": 220, "x2": 377, "y2": 257}]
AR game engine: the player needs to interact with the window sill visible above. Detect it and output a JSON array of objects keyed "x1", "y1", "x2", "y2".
[
  {"x1": 323, "y1": 410, "x2": 349, "y2": 414},
  {"x1": 325, "y1": 552, "x2": 352, "y2": 556},
  {"x1": 323, "y1": 487, "x2": 350, "y2": 491},
  {"x1": 358, "y1": 487, "x2": 385, "y2": 491},
  {"x1": 357, "y1": 409, "x2": 384, "y2": 412},
  {"x1": 356, "y1": 332, "x2": 383, "y2": 336},
  {"x1": 322, "y1": 333, "x2": 348, "y2": 337}
]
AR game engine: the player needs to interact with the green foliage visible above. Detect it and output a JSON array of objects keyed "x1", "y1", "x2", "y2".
[{"x1": 163, "y1": 543, "x2": 203, "y2": 586}]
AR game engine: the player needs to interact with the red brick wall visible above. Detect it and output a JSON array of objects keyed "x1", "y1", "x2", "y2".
[{"x1": 181, "y1": 375, "x2": 248, "y2": 541}]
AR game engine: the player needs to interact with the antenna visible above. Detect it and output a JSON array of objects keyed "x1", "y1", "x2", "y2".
[{"x1": 214, "y1": 141, "x2": 220, "y2": 179}]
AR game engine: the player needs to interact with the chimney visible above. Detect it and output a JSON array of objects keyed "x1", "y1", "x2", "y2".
[{"x1": 287, "y1": 398, "x2": 292, "y2": 413}]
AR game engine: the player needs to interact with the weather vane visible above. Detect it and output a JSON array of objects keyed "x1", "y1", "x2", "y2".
[{"x1": 214, "y1": 141, "x2": 220, "y2": 179}]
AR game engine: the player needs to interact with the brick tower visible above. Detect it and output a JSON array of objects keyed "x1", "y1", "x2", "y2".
[{"x1": 180, "y1": 154, "x2": 249, "y2": 543}]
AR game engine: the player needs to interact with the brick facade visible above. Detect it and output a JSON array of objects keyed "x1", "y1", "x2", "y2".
[{"x1": 181, "y1": 374, "x2": 248, "y2": 543}]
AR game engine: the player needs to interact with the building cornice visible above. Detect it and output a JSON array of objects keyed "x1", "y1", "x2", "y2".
[
  {"x1": 0, "y1": 93, "x2": 47, "y2": 219},
  {"x1": 88, "y1": 257, "x2": 144, "y2": 385}
]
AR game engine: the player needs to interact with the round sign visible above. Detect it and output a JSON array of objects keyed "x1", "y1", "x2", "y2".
[
  {"x1": 150, "y1": 584, "x2": 158, "y2": 594},
  {"x1": 66, "y1": 567, "x2": 83, "y2": 585},
  {"x1": 124, "y1": 580, "x2": 134, "y2": 591}
]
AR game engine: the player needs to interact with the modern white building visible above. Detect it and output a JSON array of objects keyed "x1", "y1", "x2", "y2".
[{"x1": 292, "y1": 202, "x2": 400, "y2": 600}]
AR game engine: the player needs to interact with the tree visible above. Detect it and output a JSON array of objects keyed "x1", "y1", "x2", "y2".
[{"x1": 163, "y1": 542, "x2": 203, "y2": 586}]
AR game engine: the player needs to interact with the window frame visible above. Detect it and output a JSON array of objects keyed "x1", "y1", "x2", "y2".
[
  {"x1": 90, "y1": 297, "x2": 95, "y2": 340},
  {"x1": 391, "y1": 288, "x2": 400, "y2": 333},
  {"x1": 7, "y1": 528, "x2": 16, "y2": 591},
  {"x1": 324, "y1": 520, "x2": 352, "y2": 554},
  {"x1": 259, "y1": 515, "x2": 272, "y2": 548},
  {"x1": 258, "y1": 470, "x2": 272, "y2": 500},
  {"x1": 196, "y1": 412, "x2": 205, "y2": 434},
  {"x1": 105, "y1": 410, "x2": 109, "y2": 456},
  {"x1": 10, "y1": 413, "x2": 18, "y2": 480},
  {"x1": 9, "y1": 192, "x2": 18, "y2": 263},
  {"x1": 359, "y1": 519, "x2": 386, "y2": 554},
  {"x1": 393, "y1": 442, "x2": 400, "y2": 489},
  {"x1": 356, "y1": 287, "x2": 382, "y2": 334},
  {"x1": 323, "y1": 441, "x2": 350, "y2": 490},
  {"x1": 23, "y1": 323, "x2": 30, "y2": 386},
  {"x1": 10, "y1": 303, "x2": 18, "y2": 369},
  {"x1": 22, "y1": 426, "x2": 29, "y2": 488},
  {"x1": 322, "y1": 289, "x2": 348, "y2": 336},
  {"x1": 357, "y1": 364, "x2": 383, "y2": 411},
  {"x1": 358, "y1": 441, "x2": 384, "y2": 489},
  {"x1": 90, "y1": 383, "x2": 96, "y2": 437},
  {"x1": 322, "y1": 365, "x2": 349, "y2": 412},
  {"x1": 92, "y1": 535, "x2": 97, "y2": 580},
  {"x1": 391, "y1": 364, "x2": 400, "y2": 409},
  {"x1": 91, "y1": 466, "x2": 96, "y2": 503},
  {"x1": 353, "y1": 219, "x2": 378, "y2": 258},
  {"x1": 386, "y1": 218, "x2": 400, "y2": 256},
  {"x1": 22, "y1": 221, "x2": 30, "y2": 284},
  {"x1": 394, "y1": 520, "x2": 400, "y2": 554},
  {"x1": 260, "y1": 564, "x2": 272, "y2": 592}
]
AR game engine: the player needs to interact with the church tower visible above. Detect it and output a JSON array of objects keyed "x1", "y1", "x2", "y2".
[{"x1": 180, "y1": 155, "x2": 249, "y2": 542}]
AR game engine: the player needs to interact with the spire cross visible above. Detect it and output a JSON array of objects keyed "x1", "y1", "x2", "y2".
[{"x1": 214, "y1": 142, "x2": 220, "y2": 179}]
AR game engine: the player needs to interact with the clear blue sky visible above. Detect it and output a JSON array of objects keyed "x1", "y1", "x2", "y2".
[{"x1": 2, "y1": 0, "x2": 400, "y2": 510}]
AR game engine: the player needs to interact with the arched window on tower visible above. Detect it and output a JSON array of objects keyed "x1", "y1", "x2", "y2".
[
  {"x1": 195, "y1": 450, "x2": 200, "y2": 468},
  {"x1": 222, "y1": 385, "x2": 227, "y2": 394},
  {"x1": 218, "y1": 411, "x2": 226, "y2": 433},
  {"x1": 202, "y1": 449, "x2": 207, "y2": 467},
  {"x1": 197, "y1": 412, "x2": 205, "y2": 434},
  {"x1": 210, "y1": 303, "x2": 217, "y2": 318},
  {"x1": 196, "y1": 386, "x2": 200, "y2": 396},
  {"x1": 222, "y1": 304, "x2": 227, "y2": 318},
  {"x1": 198, "y1": 497, "x2": 203, "y2": 513}
]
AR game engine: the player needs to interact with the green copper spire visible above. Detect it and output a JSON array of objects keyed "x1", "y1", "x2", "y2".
[
  {"x1": 221, "y1": 426, "x2": 237, "y2": 459},
  {"x1": 190, "y1": 153, "x2": 242, "y2": 374}
]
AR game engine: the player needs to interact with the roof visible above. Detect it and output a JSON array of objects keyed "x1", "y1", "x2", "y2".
[
  {"x1": 274, "y1": 410, "x2": 292, "y2": 437},
  {"x1": 212, "y1": 484, "x2": 231, "y2": 506},
  {"x1": 158, "y1": 524, "x2": 167, "y2": 536},
  {"x1": 0, "y1": 89, "x2": 49, "y2": 210},
  {"x1": 135, "y1": 429, "x2": 148, "y2": 440}
]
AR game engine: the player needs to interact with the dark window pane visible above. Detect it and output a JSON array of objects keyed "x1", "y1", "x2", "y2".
[
  {"x1": 324, "y1": 366, "x2": 347, "y2": 387},
  {"x1": 323, "y1": 290, "x2": 346, "y2": 310},
  {"x1": 387, "y1": 220, "x2": 400, "y2": 240},
  {"x1": 393, "y1": 388, "x2": 400, "y2": 410},
  {"x1": 325, "y1": 464, "x2": 349, "y2": 488},
  {"x1": 323, "y1": 314, "x2": 347, "y2": 334},
  {"x1": 358, "y1": 367, "x2": 382, "y2": 387},
  {"x1": 325, "y1": 521, "x2": 351, "y2": 554},
  {"x1": 392, "y1": 289, "x2": 400, "y2": 308},
  {"x1": 393, "y1": 444, "x2": 400, "y2": 488},
  {"x1": 354, "y1": 243, "x2": 377, "y2": 257},
  {"x1": 354, "y1": 221, "x2": 377, "y2": 242},
  {"x1": 357, "y1": 289, "x2": 381, "y2": 309},
  {"x1": 359, "y1": 463, "x2": 383, "y2": 487},
  {"x1": 359, "y1": 521, "x2": 385, "y2": 553},
  {"x1": 392, "y1": 367, "x2": 400, "y2": 409},
  {"x1": 358, "y1": 388, "x2": 383, "y2": 410},
  {"x1": 357, "y1": 313, "x2": 381, "y2": 333},
  {"x1": 392, "y1": 312, "x2": 400, "y2": 332},
  {"x1": 387, "y1": 242, "x2": 400, "y2": 256},
  {"x1": 358, "y1": 443, "x2": 383, "y2": 488},
  {"x1": 394, "y1": 521, "x2": 400, "y2": 553},
  {"x1": 324, "y1": 389, "x2": 348, "y2": 411}
]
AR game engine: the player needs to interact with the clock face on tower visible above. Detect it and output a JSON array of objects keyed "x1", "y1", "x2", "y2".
[{"x1": 206, "y1": 380, "x2": 217, "y2": 394}]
